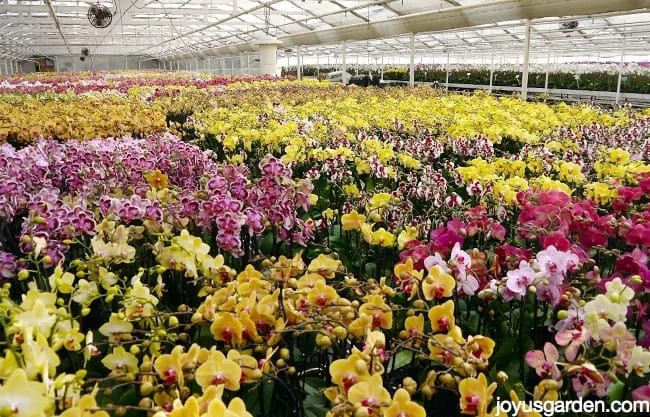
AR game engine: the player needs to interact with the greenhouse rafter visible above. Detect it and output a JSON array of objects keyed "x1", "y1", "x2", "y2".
[{"x1": 0, "y1": 0, "x2": 649, "y2": 72}]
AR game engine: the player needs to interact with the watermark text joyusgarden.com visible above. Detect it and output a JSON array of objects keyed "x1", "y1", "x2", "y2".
[{"x1": 495, "y1": 396, "x2": 650, "y2": 417}]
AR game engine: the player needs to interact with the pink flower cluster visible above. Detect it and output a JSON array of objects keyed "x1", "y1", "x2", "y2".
[
  {"x1": 0, "y1": 72, "x2": 281, "y2": 95},
  {"x1": 0, "y1": 134, "x2": 313, "y2": 262}
]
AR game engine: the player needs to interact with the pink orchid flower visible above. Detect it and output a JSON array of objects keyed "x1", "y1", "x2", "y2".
[
  {"x1": 555, "y1": 327, "x2": 589, "y2": 361},
  {"x1": 525, "y1": 342, "x2": 561, "y2": 380}
]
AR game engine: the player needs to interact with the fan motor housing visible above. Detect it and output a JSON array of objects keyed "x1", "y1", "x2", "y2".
[{"x1": 88, "y1": 3, "x2": 113, "y2": 28}]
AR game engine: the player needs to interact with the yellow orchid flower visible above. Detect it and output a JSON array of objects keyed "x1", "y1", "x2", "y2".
[
  {"x1": 371, "y1": 228, "x2": 396, "y2": 248},
  {"x1": 195, "y1": 350, "x2": 242, "y2": 391},
  {"x1": 347, "y1": 374, "x2": 392, "y2": 413},
  {"x1": 405, "y1": 314, "x2": 424, "y2": 337},
  {"x1": 60, "y1": 389, "x2": 110, "y2": 417},
  {"x1": 210, "y1": 312, "x2": 244, "y2": 346},
  {"x1": 394, "y1": 258, "x2": 423, "y2": 282},
  {"x1": 458, "y1": 373, "x2": 497, "y2": 417},
  {"x1": 307, "y1": 254, "x2": 342, "y2": 278},
  {"x1": 98, "y1": 313, "x2": 134, "y2": 343},
  {"x1": 307, "y1": 281, "x2": 339, "y2": 307},
  {"x1": 48, "y1": 264, "x2": 75, "y2": 294},
  {"x1": 329, "y1": 352, "x2": 370, "y2": 393},
  {"x1": 359, "y1": 295, "x2": 393, "y2": 329},
  {"x1": 341, "y1": 210, "x2": 366, "y2": 231},
  {"x1": 397, "y1": 227, "x2": 419, "y2": 250},
  {"x1": 154, "y1": 345, "x2": 185, "y2": 387},
  {"x1": 101, "y1": 345, "x2": 138, "y2": 376},
  {"x1": 423, "y1": 266, "x2": 456, "y2": 300},
  {"x1": 144, "y1": 169, "x2": 169, "y2": 189},
  {"x1": 428, "y1": 300, "x2": 456, "y2": 333},
  {"x1": 385, "y1": 388, "x2": 426, "y2": 417},
  {"x1": 0, "y1": 368, "x2": 53, "y2": 417},
  {"x1": 465, "y1": 335, "x2": 496, "y2": 365}
]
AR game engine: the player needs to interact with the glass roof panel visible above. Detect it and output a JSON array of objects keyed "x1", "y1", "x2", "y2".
[{"x1": 0, "y1": 0, "x2": 649, "y2": 60}]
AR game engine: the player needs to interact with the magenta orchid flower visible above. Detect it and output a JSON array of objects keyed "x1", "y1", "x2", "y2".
[{"x1": 632, "y1": 385, "x2": 650, "y2": 402}]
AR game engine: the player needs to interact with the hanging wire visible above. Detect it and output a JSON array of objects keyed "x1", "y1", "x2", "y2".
[{"x1": 152, "y1": 0, "x2": 202, "y2": 60}]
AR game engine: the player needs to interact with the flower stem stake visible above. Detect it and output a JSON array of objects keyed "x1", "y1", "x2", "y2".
[{"x1": 519, "y1": 297, "x2": 526, "y2": 382}]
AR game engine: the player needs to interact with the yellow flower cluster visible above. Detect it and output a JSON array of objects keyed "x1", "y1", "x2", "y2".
[
  {"x1": 0, "y1": 95, "x2": 166, "y2": 143},
  {"x1": 194, "y1": 86, "x2": 632, "y2": 161}
]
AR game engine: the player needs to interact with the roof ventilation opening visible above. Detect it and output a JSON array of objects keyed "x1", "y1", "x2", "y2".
[{"x1": 560, "y1": 20, "x2": 579, "y2": 33}]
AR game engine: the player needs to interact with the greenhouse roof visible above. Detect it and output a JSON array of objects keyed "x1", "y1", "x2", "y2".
[{"x1": 0, "y1": 0, "x2": 649, "y2": 60}]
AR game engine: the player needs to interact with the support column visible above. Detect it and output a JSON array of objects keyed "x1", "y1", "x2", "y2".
[
  {"x1": 616, "y1": 36, "x2": 627, "y2": 104},
  {"x1": 521, "y1": 19, "x2": 532, "y2": 100},
  {"x1": 544, "y1": 42, "x2": 551, "y2": 94},
  {"x1": 409, "y1": 32, "x2": 415, "y2": 87},
  {"x1": 380, "y1": 53, "x2": 384, "y2": 81},
  {"x1": 489, "y1": 45, "x2": 494, "y2": 92},
  {"x1": 341, "y1": 40, "x2": 347, "y2": 85},
  {"x1": 255, "y1": 38, "x2": 282, "y2": 76},
  {"x1": 297, "y1": 45, "x2": 302, "y2": 80},
  {"x1": 445, "y1": 50, "x2": 450, "y2": 91}
]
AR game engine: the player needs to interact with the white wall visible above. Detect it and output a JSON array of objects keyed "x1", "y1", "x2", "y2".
[
  {"x1": 165, "y1": 53, "x2": 261, "y2": 75},
  {"x1": 0, "y1": 59, "x2": 28, "y2": 74},
  {"x1": 53, "y1": 55, "x2": 161, "y2": 72}
]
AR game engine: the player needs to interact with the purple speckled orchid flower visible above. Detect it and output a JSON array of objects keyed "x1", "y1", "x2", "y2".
[{"x1": 0, "y1": 134, "x2": 314, "y2": 261}]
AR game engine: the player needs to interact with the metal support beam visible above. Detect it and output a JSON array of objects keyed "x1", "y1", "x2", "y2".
[
  {"x1": 271, "y1": 0, "x2": 650, "y2": 51},
  {"x1": 134, "y1": 0, "x2": 285, "y2": 55},
  {"x1": 521, "y1": 19, "x2": 532, "y2": 100},
  {"x1": 44, "y1": 0, "x2": 71, "y2": 54}
]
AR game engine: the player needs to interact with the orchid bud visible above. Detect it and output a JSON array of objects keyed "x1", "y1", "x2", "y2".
[
  {"x1": 191, "y1": 312, "x2": 203, "y2": 323},
  {"x1": 140, "y1": 382, "x2": 154, "y2": 396},
  {"x1": 497, "y1": 371, "x2": 509, "y2": 384},
  {"x1": 403, "y1": 377, "x2": 418, "y2": 395}
]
